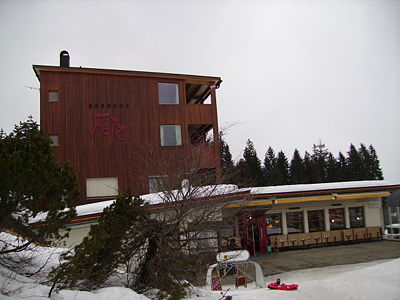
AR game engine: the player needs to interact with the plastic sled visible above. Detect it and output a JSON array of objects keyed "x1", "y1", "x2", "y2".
[{"x1": 267, "y1": 278, "x2": 298, "y2": 290}]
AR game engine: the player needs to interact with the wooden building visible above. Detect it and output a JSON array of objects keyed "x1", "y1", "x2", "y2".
[
  {"x1": 56, "y1": 181, "x2": 399, "y2": 251},
  {"x1": 33, "y1": 51, "x2": 222, "y2": 204}
]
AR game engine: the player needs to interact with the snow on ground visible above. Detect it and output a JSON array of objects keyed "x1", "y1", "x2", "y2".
[
  {"x1": 193, "y1": 258, "x2": 400, "y2": 300},
  {"x1": 1, "y1": 258, "x2": 399, "y2": 300},
  {"x1": 1, "y1": 232, "x2": 399, "y2": 300}
]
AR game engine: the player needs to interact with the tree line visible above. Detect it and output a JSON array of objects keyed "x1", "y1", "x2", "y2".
[{"x1": 220, "y1": 138, "x2": 383, "y2": 187}]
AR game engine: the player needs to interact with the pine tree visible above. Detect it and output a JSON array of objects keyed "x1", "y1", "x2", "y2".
[
  {"x1": 50, "y1": 191, "x2": 151, "y2": 291},
  {"x1": 263, "y1": 146, "x2": 276, "y2": 186},
  {"x1": 359, "y1": 143, "x2": 373, "y2": 179},
  {"x1": 0, "y1": 117, "x2": 79, "y2": 256},
  {"x1": 326, "y1": 152, "x2": 339, "y2": 182},
  {"x1": 270, "y1": 151, "x2": 289, "y2": 185},
  {"x1": 347, "y1": 144, "x2": 363, "y2": 180},
  {"x1": 239, "y1": 139, "x2": 263, "y2": 186},
  {"x1": 289, "y1": 149, "x2": 306, "y2": 184},
  {"x1": 368, "y1": 145, "x2": 384, "y2": 180},
  {"x1": 311, "y1": 141, "x2": 329, "y2": 183},
  {"x1": 219, "y1": 135, "x2": 235, "y2": 183},
  {"x1": 337, "y1": 151, "x2": 348, "y2": 181},
  {"x1": 304, "y1": 151, "x2": 314, "y2": 183}
]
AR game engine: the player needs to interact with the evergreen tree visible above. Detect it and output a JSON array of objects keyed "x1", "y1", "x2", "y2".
[
  {"x1": 219, "y1": 134, "x2": 235, "y2": 183},
  {"x1": 263, "y1": 146, "x2": 276, "y2": 186},
  {"x1": 270, "y1": 151, "x2": 289, "y2": 185},
  {"x1": 304, "y1": 151, "x2": 314, "y2": 183},
  {"x1": 0, "y1": 117, "x2": 79, "y2": 256},
  {"x1": 311, "y1": 141, "x2": 329, "y2": 183},
  {"x1": 347, "y1": 144, "x2": 363, "y2": 180},
  {"x1": 359, "y1": 143, "x2": 373, "y2": 179},
  {"x1": 50, "y1": 191, "x2": 151, "y2": 291},
  {"x1": 326, "y1": 152, "x2": 339, "y2": 182},
  {"x1": 368, "y1": 145, "x2": 384, "y2": 180},
  {"x1": 337, "y1": 151, "x2": 348, "y2": 181},
  {"x1": 239, "y1": 139, "x2": 263, "y2": 186},
  {"x1": 289, "y1": 149, "x2": 306, "y2": 184}
]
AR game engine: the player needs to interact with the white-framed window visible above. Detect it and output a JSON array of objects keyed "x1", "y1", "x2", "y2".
[
  {"x1": 48, "y1": 91, "x2": 59, "y2": 102},
  {"x1": 49, "y1": 135, "x2": 59, "y2": 146},
  {"x1": 149, "y1": 176, "x2": 167, "y2": 193},
  {"x1": 349, "y1": 206, "x2": 365, "y2": 228},
  {"x1": 158, "y1": 82, "x2": 179, "y2": 104},
  {"x1": 160, "y1": 125, "x2": 182, "y2": 146},
  {"x1": 86, "y1": 177, "x2": 118, "y2": 198}
]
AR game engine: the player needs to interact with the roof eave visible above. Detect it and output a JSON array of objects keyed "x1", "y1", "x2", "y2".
[{"x1": 31, "y1": 65, "x2": 222, "y2": 86}]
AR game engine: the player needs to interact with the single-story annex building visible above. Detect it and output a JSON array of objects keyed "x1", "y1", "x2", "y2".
[{"x1": 57, "y1": 180, "x2": 400, "y2": 254}]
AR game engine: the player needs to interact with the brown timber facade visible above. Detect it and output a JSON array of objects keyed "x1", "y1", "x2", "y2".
[{"x1": 33, "y1": 55, "x2": 222, "y2": 204}]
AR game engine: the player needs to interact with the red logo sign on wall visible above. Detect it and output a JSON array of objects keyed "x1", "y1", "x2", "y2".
[{"x1": 90, "y1": 113, "x2": 127, "y2": 141}]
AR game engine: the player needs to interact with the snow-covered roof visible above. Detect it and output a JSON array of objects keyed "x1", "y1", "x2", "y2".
[
  {"x1": 29, "y1": 200, "x2": 116, "y2": 223},
  {"x1": 75, "y1": 200, "x2": 115, "y2": 216},
  {"x1": 31, "y1": 184, "x2": 240, "y2": 222},
  {"x1": 248, "y1": 180, "x2": 400, "y2": 195},
  {"x1": 140, "y1": 184, "x2": 239, "y2": 205},
  {"x1": 29, "y1": 181, "x2": 399, "y2": 223}
]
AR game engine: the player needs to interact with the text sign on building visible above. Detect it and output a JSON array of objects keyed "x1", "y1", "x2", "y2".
[{"x1": 90, "y1": 113, "x2": 127, "y2": 141}]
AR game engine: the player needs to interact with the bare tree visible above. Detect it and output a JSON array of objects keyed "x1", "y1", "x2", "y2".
[{"x1": 130, "y1": 144, "x2": 251, "y2": 299}]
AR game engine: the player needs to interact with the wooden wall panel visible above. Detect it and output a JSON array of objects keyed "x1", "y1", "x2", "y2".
[{"x1": 39, "y1": 70, "x2": 221, "y2": 203}]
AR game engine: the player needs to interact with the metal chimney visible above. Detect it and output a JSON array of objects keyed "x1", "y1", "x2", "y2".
[{"x1": 60, "y1": 50, "x2": 70, "y2": 67}]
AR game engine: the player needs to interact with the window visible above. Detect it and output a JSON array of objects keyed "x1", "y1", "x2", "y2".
[
  {"x1": 86, "y1": 177, "x2": 118, "y2": 198},
  {"x1": 329, "y1": 208, "x2": 345, "y2": 230},
  {"x1": 266, "y1": 213, "x2": 282, "y2": 235},
  {"x1": 48, "y1": 91, "x2": 58, "y2": 102},
  {"x1": 49, "y1": 135, "x2": 59, "y2": 146},
  {"x1": 188, "y1": 231, "x2": 218, "y2": 250},
  {"x1": 349, "y1": 206, "x2": 365, "y2": 228},
  {"x1": 286, "y1": 211, "x2": 304, "y2": 233},
  {"x1": 149, "y1": 176, "x2": 167, "y2": 193},
  {"x1": 308, "y1": 210, "x2": 325, "y2": 232},
  {"x1": 160, "y1": 125, "x2": 182, "y2": 146},
  {"x1": 158, "y1": 82, "x2": 179, "y2": 104}
]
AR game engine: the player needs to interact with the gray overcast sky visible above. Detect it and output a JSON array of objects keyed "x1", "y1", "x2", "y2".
[{"x1": 1, "y1": 0, "x2": 399, "y2": 182}]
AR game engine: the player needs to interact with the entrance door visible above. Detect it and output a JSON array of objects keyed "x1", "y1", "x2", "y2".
[
  {"x1": 243, "y1": 217, "x2": 267, "y2": 255},
  {"x1": 247, "y1": 223, "x2": 260, "y2": 255}
]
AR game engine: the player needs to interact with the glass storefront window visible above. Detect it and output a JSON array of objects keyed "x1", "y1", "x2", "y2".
[
  {"x1": 349, "y1": 206, "x2": 365, "y2": 228},
  {"x1": 266, "y1": 213, "x2": 282, "y2": 235},
  {"x1": 308, "y1": 210, "x2": 325, "y2": 232},
  {"x1": 286, "y1": 211, "x2": 304, "y2": 233},
  {"x1": 329, "y1": 208, "x2": 345, "y2": 230}
]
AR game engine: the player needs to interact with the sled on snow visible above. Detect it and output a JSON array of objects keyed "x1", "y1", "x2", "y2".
[{"x1": 267, "y1": 278, "x2": 298, "y2": 290}]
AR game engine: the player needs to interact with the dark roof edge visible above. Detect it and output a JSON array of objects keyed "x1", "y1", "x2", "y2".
[{"x1": 32, "y1": 65, "x2": 222, "y2": 86}]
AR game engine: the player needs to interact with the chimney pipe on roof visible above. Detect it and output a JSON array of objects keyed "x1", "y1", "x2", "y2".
[{"x1": 60, "y1": 50, "x2": 70, "y2": 67}]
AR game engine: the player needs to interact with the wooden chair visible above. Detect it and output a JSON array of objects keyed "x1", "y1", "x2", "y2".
[
  {"x1": 353, "y1": 228, "x2": 367, "y2": 240},
  {"x1": 343, "y1": 229, "x2": 354, "y2": 242},
  {"x1": 288, "y1": 234, "x2": 300, "y2": 248},
  {"x1": 367, "y1": 226, "x2": 382, "y2": 239},
  {"x1": 321, "y1": 231, "x2": 332, "y2": 244},
  {"x1": 310, "y1": 232, "x2": 322, "y2": 246},
  {"x1": 330, "y1": 230, "x2": 343, "y2": 243}
]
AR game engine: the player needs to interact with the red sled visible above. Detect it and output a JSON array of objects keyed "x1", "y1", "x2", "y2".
[{"x1": 267, "y1": 278, "x2": 298, "y2": 291}]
